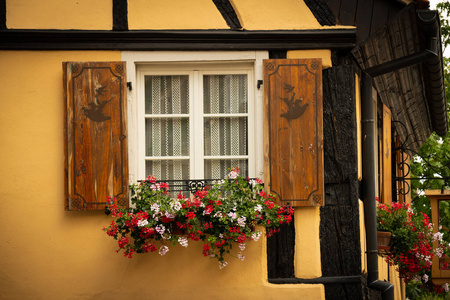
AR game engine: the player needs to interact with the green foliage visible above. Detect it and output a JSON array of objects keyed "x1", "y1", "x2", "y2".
[
  {"x1": 407, "y1": 1, "x2": 450, "y2": 298},
  {"x1": 411, "y1": 1, "x2": 450, "y2": 215},
  {"x1": 103, "y1": 168, "x2": 294, "y2": 267}
]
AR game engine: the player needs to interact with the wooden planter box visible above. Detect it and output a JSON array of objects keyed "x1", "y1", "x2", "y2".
[{"x1": 377, "y1": 231, "x2": 391, "y2": 255}]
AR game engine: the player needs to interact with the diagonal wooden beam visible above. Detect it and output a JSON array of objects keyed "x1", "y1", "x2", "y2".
[{"x1": 212, "y1": 0, "x2": 241, "y2": 30}]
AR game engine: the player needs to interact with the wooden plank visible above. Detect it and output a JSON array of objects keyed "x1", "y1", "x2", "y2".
[
  {"x1": 339, "y1": 0, "x2": 357, "y2": 25},
  {"x1": 370, "y1": 0, "x2": 390, "y2": 35},
  {"x1": 264, "y1": 59, "x2": 323, "y2": 207},
  {"x1": 381, "y1": 103, "x2": 392, "y2": 204},
  {"x1": 354, "y1": 0, "x2": 374, "y2": 44},
  {"x1": 64, "y1": 62, "x2": 128, "y2": 211}
]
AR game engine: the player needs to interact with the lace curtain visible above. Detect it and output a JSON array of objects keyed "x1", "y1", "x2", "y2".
[{"x1": 145, "y1": 73, "x2": 248, "y2": 180}]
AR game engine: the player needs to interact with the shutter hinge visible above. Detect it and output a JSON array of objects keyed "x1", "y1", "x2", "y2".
[
  {"x1": 127, "y1": 82, "x2": 132, "y2": 91},
  {"x1": 257, "y1": 80, "x2": 263, "y2": 90}
]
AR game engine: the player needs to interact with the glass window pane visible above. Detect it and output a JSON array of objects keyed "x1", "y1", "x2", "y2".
[
  {"x1": 204, "y1": 117, "x2": 247, "y2": 156},
  {"x1": 145, "y1": 118, "x2": 189, "y2": 157},
  {"x1": 204, "y1": 159, "x2": 248, "y2": 179},
  {"x1": 203, "y1": 74, "x2": 247, "y2": 114},
  {"x1": 145, "y1": 75, "x2": 189, "y2": 114},
  {"x1": 145, "y1": 159, "x2": 190, "y2": 181}
]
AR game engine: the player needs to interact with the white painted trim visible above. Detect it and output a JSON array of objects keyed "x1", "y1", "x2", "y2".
[{"x1": 122, "y1": 51, "x2": 268, "y2": 183}]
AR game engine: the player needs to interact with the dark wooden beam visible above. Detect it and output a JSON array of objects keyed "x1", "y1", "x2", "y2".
[
  {"x1": 0, "y1": 0, "x2": 6, "y2": 30},
  {"x1": 212, "y1": 0, "x2": 241, "y2": 30},
  {"x1": 321, "y1": 61, "x2": 363, "y2": 299},
  {"x1": 303, "y1": 0, "x2": 336, "y2": 26},
  {"x1": 113, "y1": 0, "x2": 128, "y2": 31},
  {"x1": 0, "y1": 29, "x2": 356, "y2": 50}
]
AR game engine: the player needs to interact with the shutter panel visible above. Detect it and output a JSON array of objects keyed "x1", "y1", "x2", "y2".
[
  {"x1": 263, "y1": 59, "x2": 324, "y2": 207},
  {"x1": 63, "y1": 62, "x2": 128, "y2": 211},
  {"x1": 381, "y1": 103, "x2": 392, "y2": 204}
]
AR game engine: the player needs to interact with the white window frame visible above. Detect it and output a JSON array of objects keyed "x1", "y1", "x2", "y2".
[{"x1": 122, "y1": 51, "x2": 268, "y2": 183}]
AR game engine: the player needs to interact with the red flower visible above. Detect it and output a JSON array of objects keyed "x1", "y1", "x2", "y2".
[
  {"x1": 186, "y1": 211, "x2": 196, "y2": 219},
  {"x1": 202, "y1": 244, "x2": 211, "y2": 256},
  {"x1": 118, "y1": 236, "x2": 129, "y2": 248},
  {"x1": 237, "y1": 234, "x2": 246, "y2": 243}
]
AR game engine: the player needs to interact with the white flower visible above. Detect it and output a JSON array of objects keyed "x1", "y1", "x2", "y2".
[
  {"x1": 178, "y1": 236, "x2": 188, "y2": 247},
  {"x1": 238, "y1": 253, "x2": 245, "y2": 261},
  {"x1": 433, "y1": 232, "x2": 444, "y2": 242},
  {"x1": 165, "y1": 211, "x2": 175, "y2": 219},
  {"x1": 137, "y1": 219, "x2": 148, "y2": 227},
  {"x1": 252, "y1": 231, "x2": 262, "y2": 241},
  {"x1": 170, "y1": 200, "x2": 182, "y2": 211},
  {"x1": 254, "y1": 204, "x2": 262, "y2": 212},
  {"x1": 237, "y1": 217, "x2": 247, "y2": 227},
  {"x1": 155, "y1": 224, "x2": 165, "y2": 235},
  {"x1": 444, "y1": 283, "x2": 449, "y2": 292},
  {"x1": 151, "y1": 203, "x2": 160, "y2": 213},
  {"x1": 219, "y1": 233, "x2": 224, "y2": 239},
  {"x1": 151, "y1": 183, "x2": 161, "y2": 191},
  {"x1": 214, "y1": 211, "x2": 224, "y2": 218},
  {"x1": 219, "y1": 261, "x2": 228, "y2": 269},
  {"x1": 226, "y1": 171, "x2": 238, "y2": 179},
  {"x1": 159, "y1": 245, "x2": 169, "y2": 256},
  {"x1": 228, "y1": 211, "x2": 237, "y2": 220},
  {"x1": 239, "y1": 243, "x2": 246, "y2": 251},
  {"x1": 423, "y1": 274, "x2": 429, "y2": 283}
]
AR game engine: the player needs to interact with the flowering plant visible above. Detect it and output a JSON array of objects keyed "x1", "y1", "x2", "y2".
[
  {"x1": 377, "y1": 200, "x2": 450, "y2": 295},
  {"x1": 103, "y1": 168, "x2": 294, "y2": 268}
]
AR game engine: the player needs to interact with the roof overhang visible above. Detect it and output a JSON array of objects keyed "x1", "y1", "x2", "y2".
[
  {"x1": 352, "y1": 5, "x2": 448, "y2": 152},
  {"x1": 0, "y1": 29, "x2": 356, "y2": 51}
]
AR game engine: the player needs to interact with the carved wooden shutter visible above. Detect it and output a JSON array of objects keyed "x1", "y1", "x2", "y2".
[
  {"x1": 63, "y1": 62, "x2": 128, "y2": 211},
  {"x1": 263, "y1": 59, "x2": 324, "y2": 207}
]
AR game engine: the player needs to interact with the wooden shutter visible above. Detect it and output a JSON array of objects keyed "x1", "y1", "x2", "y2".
[
  {"x1": 381, "y1": 103, "x2": 392, "y2": 204},
  {"x1": 263, "y1": 59, "x2": 323, "y2": 207},
  {"x1": 63, "y1": 62, "x2": 128, "y2": 211}
]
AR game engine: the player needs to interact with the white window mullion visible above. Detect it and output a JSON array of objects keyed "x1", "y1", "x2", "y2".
[
  {"x1": 191, "y1": 71, "x2": 202, "y2": 179},
  {"x1": 247, "y1": 69, "x2": 255, "y2": 178},
  {"x1": 137, "y1": 70, "x2": 146, "y2": 181}
]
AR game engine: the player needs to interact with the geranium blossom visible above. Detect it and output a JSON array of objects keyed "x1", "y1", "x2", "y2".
[
  {"x1": 103, "y1": 168, "x2": 293, "y2": 267},
  {"x1": 137, "y1": 219, "x2": 148, "y2": 227},
  {"x1": 377, "y1": 201, "x2": 450, "y2": 295},
  {"x1": 159, "y1": 245, "x2": 169, "y2": 256},
  {"x1": 178, "y1": 236, "x2": 188, "y2": 247}
]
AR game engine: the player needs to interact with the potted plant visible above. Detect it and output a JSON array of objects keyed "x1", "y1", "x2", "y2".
[
  {"x1": 376, "y1": 200, "x2": 450, "y2": 296},
  {"x1": 103, "y1": 167, "x2": 294, "y2": 268}
]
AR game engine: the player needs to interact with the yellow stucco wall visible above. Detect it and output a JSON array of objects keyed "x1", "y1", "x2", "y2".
[
  {"x1": 128, "y1": 0, "x2": 229, "y2": 29},
  {"x1": 287, "y1": 50, "x2": 332, "y2": 69},
  {"x1": 0, "y1": 50, "x2": 325, "y2": 299},
  {"x1": 5, "y1": 0, "x2": 338, "y2": 31},
  {"x1": 295, "y1": 208, "x2": 322, "y2": 278},
  {"x1": 6, "y1": 0, "x2": 112, "y2": 30},
  {"x1": 231, "y1": 0, "x2": 321, "y2": 29}
]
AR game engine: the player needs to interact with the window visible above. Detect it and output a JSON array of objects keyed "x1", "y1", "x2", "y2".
[{"x1": 124, "y1": 51, "x2": 267, "y2": 183}]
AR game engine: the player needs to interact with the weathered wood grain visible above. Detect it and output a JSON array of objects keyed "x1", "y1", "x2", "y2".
[
  {"x1": 64, "y1": 62, "x2": 128, "y2": 211},
  {"x1": 320, "y1": 64, "x2": 363, "y2": 299},
  {"x1": 263, "y1": 58, "x2": 324, "y2": 207}
]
